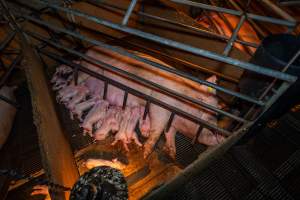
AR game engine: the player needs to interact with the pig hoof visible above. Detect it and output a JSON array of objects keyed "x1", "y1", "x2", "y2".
[{"x1": 163, "y1": 146, "x2": 176, "y2": 160}]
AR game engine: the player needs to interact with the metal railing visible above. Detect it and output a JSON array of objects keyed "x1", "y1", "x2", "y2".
[{"x1": 4, "y1": 0, "x2": 299, "y2": 199}]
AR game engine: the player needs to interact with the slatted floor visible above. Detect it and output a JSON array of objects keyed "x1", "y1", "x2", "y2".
[{"x1": 169, "y1": 109, "x2": 300, "y2": 200}]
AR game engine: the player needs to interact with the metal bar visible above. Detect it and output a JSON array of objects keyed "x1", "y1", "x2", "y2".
[
  {"x1": 227, "y1": 0, "x2": 266, "y2": 37},
  {"x1": 143, "y1": 100, "x2": 150, "y2": 120},
  {"x1": 0, "y1": 31, "x2": 16, "y2": 51},
  {"x1": 122, "y1": 40, "x2": 240, "y2": 83},
  {"x1": 122, "y1": 0, "x2": 138, "y2": 25},
  {"x1": 170, "y1": 0, "x2": 296, "y2": 27},
  {"x1": 37, "y1": 48, "x2": 232, "y2": 136},
  {"x1": 35, "y1": 2, "x2": 297, "y2": 83},
  {"x1": 165, "y1": 112, "x2": 175, "y2": 133},
  {"x1": 0, "y1": 94, "x2": 19, "y2": 108},
  {"x1": 73, "y1": 66, "x2": 78, "y2": 85},
  {"x1": 223, "y1": 15, "x2": 246, "y2": 56},
  {"x1": 0, "y1": 53, "x2": 23, "y2": 88},
  {"x1": 26, "y1": 29, "x2": 248, "y2": 123},
  {"x1": 88, "y1": 0, "x2": 259, "y2": 49},
  {"x1": 57, "y1": 1, "x2": 241, "y2": 83},
  {"x1": 103, "y1": 81, "x2": 108, "y2": 100},
  {"x1": 24, "y1": 16, "x2": 274, "y2": 106},
  {"x1": 192, "y1": 125, "x2": 203, "y2": 144},
  {"x1": 122, "y1": 91, "x2": 128, "y2": 109},
  {"x1": 260, "y1": 0, "x2": 296, "y2": 22},
  {"x1": 0, "y1": 58, "x2": 5, "y2": 69}
]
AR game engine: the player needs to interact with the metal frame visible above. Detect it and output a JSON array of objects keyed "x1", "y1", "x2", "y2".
[
  {"x1": 4, "y1": 0, "x2": 299, "y2": 198},
  {"x1": 86, "y1": 0, "x2": 259, "y2": 49}
]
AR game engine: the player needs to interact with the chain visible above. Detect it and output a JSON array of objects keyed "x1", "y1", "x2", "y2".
[{"x1": 0, "y1": 169, "x2": 71, "y2": 192}]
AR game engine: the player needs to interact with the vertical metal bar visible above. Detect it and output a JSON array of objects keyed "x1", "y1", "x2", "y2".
[
  {"x1": 165, "y1": 113, "x2": 175, "y2": 133},
  {"x1": 122, "y1": 0, "x2": 138, "y2": 26},
  {"x1": 73, "y1": 65, "x2": 79, "y2": 85},
  {"x1": 0, "y1": 53, "x2": 23, "y2": 87},
  {"x1": 143, "y1": 100, "x2": 150, "y2": 120},
  {"x1": 223, "y1": 15, "x2": 246, "y2": 56},
  {"x1": 122, "y1": 91, "x2": 128, "y2": 109},
  {"x1": 0, "y1": 58, "x2": 5, "y2": 70},
  {"x1": 192, "y1": 125, "x2": 203, "y2": 144},
  {"x1": 103, "y1": 81, "x2": 108, "y2": 100}
]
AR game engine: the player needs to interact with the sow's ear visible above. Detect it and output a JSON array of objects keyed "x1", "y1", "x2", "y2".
[
  {"x1": 206, "y1": 75, "x2": 217, "y2": 84},
  {"x1": 204, "y1": 75, "x2": 217, "y2": 94}
]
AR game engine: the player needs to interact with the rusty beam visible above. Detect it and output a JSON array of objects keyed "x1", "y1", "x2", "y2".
[
  {"x1": 22, "y1": 39, "x2": 79, "y2": 200},
  {"x1": 0, "y1": 1, "x2": 79, "y2": 199}
]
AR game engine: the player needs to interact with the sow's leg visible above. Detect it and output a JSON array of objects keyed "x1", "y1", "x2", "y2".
[{"x1": 143, "y1": 105, "x2": 171, "y2": 158}]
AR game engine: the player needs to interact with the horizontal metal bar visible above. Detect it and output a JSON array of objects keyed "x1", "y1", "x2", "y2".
[
  {"x1": 171, "y1": 0, "x2": 296, "y2": 27},
  {"x1": 121, "y1": 40, "x2": 240, "y2": 83},
  {"x1": 0, "y1": 31, "x2": 16, "y2": 51},
  {"x1": 122, "y1": 0, "x2": 138, "y2": 25},
  {"x1": 87, "y1": 0, "x2": 259, "y2": 48},
  {"x1": 38, "y1": 48, "x2": 232, "y2": 136},
  {"x1": 23, "y1": 15, "x2": 266, "y2": 106},
  {"x1": 26, "y1": 30, "x2": 247, "y2": 123},
  {"x1": 37, "y1": 2, "x2": 297, "y2": 83},
  {"x1": 0, "y1": 53, "x2": 23, "y2": 88}
]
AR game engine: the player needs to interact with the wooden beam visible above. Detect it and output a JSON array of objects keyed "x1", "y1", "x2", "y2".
[{"x1": 22, "y1": 43, "x2": 79, "y2": 200}]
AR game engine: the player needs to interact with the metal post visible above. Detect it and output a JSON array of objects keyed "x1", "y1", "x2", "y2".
[
  {"x1": 223, "y1": 15, "x2": 246, "y2": 56},
  {"x1": 122, "y1": 0, "x2": 138, "y2": 26}
]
